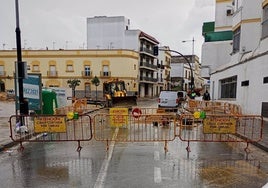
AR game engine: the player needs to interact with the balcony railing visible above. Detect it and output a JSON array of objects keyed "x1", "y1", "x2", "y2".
[
  {"x1": 140, "y1": 76, "x2": 158, "y2": 83},
  {"x1": 81, "y1": 71, "x2": 92, "y2": 78},
  {"x1": 140, "y1": 62, "x2": 157, "y2": 70},
  {"x1": 140, "y1": 47, "x2": 154, "y2": 55},
  {"x1": 47, "y1": 71, "x2": 58, "y2": 77},
  {"x1": 100, "y1": 71, "x2": 111, "y2": 77}
]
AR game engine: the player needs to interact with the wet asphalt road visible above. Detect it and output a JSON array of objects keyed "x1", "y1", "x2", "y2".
[{"x1": 0, "y1": 99, "x2": 267, "y2": 188}]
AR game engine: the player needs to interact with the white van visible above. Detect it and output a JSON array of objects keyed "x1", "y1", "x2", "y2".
[{"x1": 158, "y1": 90, "x2": 186, "y2": 108}]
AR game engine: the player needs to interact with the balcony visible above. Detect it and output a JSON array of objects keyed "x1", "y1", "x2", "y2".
[
  {"x1": 139, "y1": 47, "x2": 155, "y2": 57},
  {"x1": 140, "y1": 76, "x2": 158, "y2": 83},
  {"x1": 47, "y1": 71, "x2": 58, "y2": 77},
  {"x1": 100, "y1": 71, "x2": 111, "y2": 78},
  {"x1": 82, "y1": 71, "x2": 92, "y2": 78},
  {"x1": 140, "y1": 62, "x2": 157, "y2": 70}
]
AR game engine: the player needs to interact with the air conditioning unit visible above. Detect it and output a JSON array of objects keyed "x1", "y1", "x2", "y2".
[{"x1": 226, "y1": 9, "x2": 234, "y2": 16}]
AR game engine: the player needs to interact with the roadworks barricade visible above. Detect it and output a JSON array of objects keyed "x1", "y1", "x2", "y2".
[
  {"x1": 8, "y1": 106, "x2": 264, "y2": 156},
  {"x1": 9, "y1": 114, "x2": 92, "y2": 152}
]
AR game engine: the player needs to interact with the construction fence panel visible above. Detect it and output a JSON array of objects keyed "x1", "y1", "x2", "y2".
[
  {"x1": 178, "y1": 114, "x2": 263, "y2": 143},
  {"x1": 9, "y1": 114, "x2": 93, "y2": 143},
  {"x1": 93, "y1": 113, "x2": 177, "y2": 142}
]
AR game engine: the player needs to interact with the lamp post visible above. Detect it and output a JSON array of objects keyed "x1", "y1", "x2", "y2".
[
  {"x1": 182, "y1": 37, "x2": 195, "y2": 91},
  {"x1": 155, "y1": 47, "x2": 194, "y2": 93},
  {"x1": 15, "y1": 0, "x2": 28, "y2": 116}
]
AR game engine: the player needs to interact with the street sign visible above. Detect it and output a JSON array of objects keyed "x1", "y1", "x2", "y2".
[{"x1": 15, "y1": 73, "x2": 42, "y2": 111}]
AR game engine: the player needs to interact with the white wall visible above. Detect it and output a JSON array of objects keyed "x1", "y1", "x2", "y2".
[
  {"x1": 201, "y1": 41, "x2": 232, "y2": 78},
  {"x1": 170, "y1": 63, "x2": 183, "y2": 78},
  {"x1": 210, "y1": 52, "x2": 268, "y2": 115},
  {"x1": 87, "y1": 16, "x2": 130, "y2": 49},
  {"x1": 215, "y1": 1, "x2": 233, "y2": 30}
]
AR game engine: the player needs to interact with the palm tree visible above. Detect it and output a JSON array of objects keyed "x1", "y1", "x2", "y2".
[
  {"x1": 91, "y1": 76, "x2": 100, "y2": 101},
  {"x1": 67, "y1": 79, "x2": 81, "y2": 99}
]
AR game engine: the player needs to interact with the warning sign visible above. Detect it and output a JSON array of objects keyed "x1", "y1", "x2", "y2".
[
  {"x1": 34, "y1": 116, "x2": 66, "y2": 133},
  {"x1": 109, "y1": 108, "x2": 128, "y2": 127},
  {"x1": 203, "y1": 117, "x2": 236, "y2": 134}
]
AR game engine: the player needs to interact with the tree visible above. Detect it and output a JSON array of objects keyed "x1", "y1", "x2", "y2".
[
  {"x1": 91, "y1": 76, "x2": 100, "y2": 101},
  {"x1": 67, "y1": 79, "x2": 81, "y2": 99}
]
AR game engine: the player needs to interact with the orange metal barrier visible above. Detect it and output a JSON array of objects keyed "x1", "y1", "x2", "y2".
[
  {"x1": 9, "y1": 114, "x2": 92, "y2": 151},
  {"x1": 178, "y1": 114, "x2": 263, "y2": 143},
  {"x1": 93, "y1": 113, "x2": 178, "y2": 151},
  {"x1": 186, "y1": 100, "x2": 242, "y2": 115}
]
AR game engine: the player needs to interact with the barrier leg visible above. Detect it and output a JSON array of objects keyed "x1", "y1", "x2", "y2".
[
  {"x1": 18, "y1": 141, "x2": 24, "y2": 152},
  {"x1": 77, "y1": 140, "x2": 82, "y2": 152},
  {"x1": 106, "y1": 139, "x2": 109, "y2": 151},
  {"x1": 186, "y1": 141, "x2": 191, "y2": 159},
  {"x1": 244, "y1": 142, "x2": 250, "y2": 160},
  {"x1": 164, "y1": 140, "x2": 168, "y2": 153}
]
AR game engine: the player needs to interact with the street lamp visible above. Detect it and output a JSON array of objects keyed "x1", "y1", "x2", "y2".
[
  {"x1": 154, "y1": 46, "x2": 195, "y2": 93},
  {"x1": 182, "y1": 37, "x2": 195, "y2": 91},
  {"x1": 15, "y1": 0, "x2": 28, "y2": 115}
]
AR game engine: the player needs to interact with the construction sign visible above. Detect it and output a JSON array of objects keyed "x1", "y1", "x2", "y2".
[
  {"x1": 109, "y1": 108, "x2": 129, "y2": 127},
  {"x1": 34, "y1": 116, "x2": 67, "y2": 133},
  {"x1": 203, "y1": 117, "x2": 236, "y2": 134}
]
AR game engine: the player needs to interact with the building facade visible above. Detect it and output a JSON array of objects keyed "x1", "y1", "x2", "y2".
[
  {"x1": 87, "y1": 16, "x2": 170, "y2": 97},
  {"x1": 201, "y1": 0, "x2": 268, "y2": 116},
  {"x1": 171, "y1": 55, "x2": 203, "y2": 93},
  {"x1": 0, "y1": 49, "x2": 139, "y2": 99}
]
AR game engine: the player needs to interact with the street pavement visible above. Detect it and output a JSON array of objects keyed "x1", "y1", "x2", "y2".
[{"x1": 0, "y1": 100, "x2": 268, "y2": 153}]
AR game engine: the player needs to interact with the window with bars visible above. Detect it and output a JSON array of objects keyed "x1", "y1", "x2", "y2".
[
  {"x1": 220, "y1": 76, "x2": 237, "y2": 99},
  {"x1": 233, "y1": 27, "x2": 240, "y2": 53}
]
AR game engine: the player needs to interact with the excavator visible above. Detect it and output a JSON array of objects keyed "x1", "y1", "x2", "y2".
[{"x1": 103, "y1": 78, "x2": 137, "y2": 108}]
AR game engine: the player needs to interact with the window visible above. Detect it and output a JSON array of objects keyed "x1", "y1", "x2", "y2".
[
  {"x1": 233, "y1": 27, "x2": 240, "y2": 53},
  {"x1": 0, "y1": 65, "x2": 4, "y2": 76},
  {"x1": 241, "y1": 80, "x2": 249, "y2": 86},
  {"x1": 66, "y1": 60, "x2": 74, "y2": 72},
  {"x1": 103, "y1": 65, "x2": 109, "y2": 76},
  {"x1": 84, "y1": 65, "x2": 91, "y2": 76},
  {"x1": 220, "y1": 76, "x2": 237, "y2": 99},
  {"x1": 264, "y1": 76, "x2": 268, "y2": 84},
  {"x1": 49, "y1": 65, "x2": 57, "y2": 76},
  {"x1": 32, "y1": 65, "x2": 40, "y2": 72},
  {"x1": 262, "y1": 4, "x2": 268, "y2": 39},
  {"x1": 66, "y1": 64, "x2": 73, "y2": 72}
]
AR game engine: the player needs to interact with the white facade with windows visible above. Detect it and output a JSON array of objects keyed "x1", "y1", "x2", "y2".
[
  {"x1": 87, "y1": 16, "x2": 164, "y2": 98},
  {"x1": 201, "y1": 0, "x2": 268, "y2": 116}
]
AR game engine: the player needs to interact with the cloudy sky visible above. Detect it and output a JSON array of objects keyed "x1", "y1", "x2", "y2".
[{"x1": 0, "y1": 0, "x2": 215, "y2": 59}]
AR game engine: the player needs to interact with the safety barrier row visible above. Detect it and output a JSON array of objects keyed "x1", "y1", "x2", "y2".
[{"x1": 9, "y1": 107, "x2": 263, "y2": 153}]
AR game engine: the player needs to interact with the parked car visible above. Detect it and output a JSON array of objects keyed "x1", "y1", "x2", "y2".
[{"x1": 158, "y1": 90, "x2": 187, "y2": 108}]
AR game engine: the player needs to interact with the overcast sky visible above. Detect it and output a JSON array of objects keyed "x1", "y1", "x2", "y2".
[{"x1": 0, "y1": 0, "x2": 215, "y2": 59}]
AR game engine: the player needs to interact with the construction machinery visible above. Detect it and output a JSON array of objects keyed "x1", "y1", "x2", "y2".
[{"x1": 103, "y1": 78, "x2": 137, "y2": 108}]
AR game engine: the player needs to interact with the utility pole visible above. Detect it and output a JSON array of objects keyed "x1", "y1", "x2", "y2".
[{"x1": 15, "y1": 0, "x2": 28, "y2": 116}]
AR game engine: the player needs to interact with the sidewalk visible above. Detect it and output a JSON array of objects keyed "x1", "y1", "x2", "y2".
[{"x1": 0, "y1": 100, "x2": 268, "y2": 152}]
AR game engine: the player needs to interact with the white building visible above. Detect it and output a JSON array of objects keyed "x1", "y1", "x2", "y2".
[
  {"x1": 87, "y1": 16, "x2": 167, "y2": 97},
  {"x1": 201, "y1": 0, "x2": 268, "y2": 116}
]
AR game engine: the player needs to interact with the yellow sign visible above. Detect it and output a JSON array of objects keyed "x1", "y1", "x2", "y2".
[
  {"x1": 34, "y1": 116, "x2": 67, "y2": 133},
  {"x1": 109, "y1": 108, "x2": 129, "y2": 127},
  {"x1": 203, "y1": 117, "x2": 236, "y2": 134}
]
